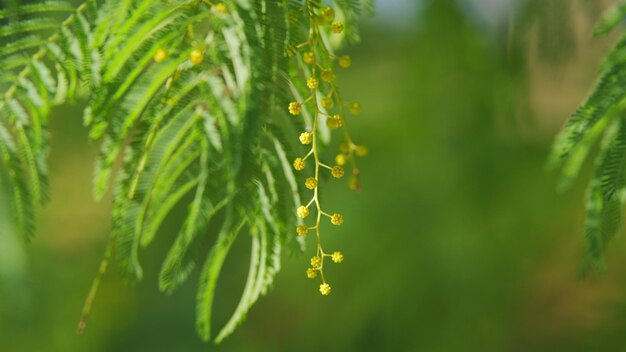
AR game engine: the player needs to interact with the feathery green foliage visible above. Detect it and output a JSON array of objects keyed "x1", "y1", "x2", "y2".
[
  {"x1": 0, "y1": 0, "x2": 370, "y2": 343},
  {"x1": 551, "y1": 1, "x2": 626, "y2": 273}
]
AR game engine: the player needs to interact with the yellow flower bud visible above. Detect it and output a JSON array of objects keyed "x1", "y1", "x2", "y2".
[
  {"x1": 297, "y1": 205, "x2": 310, "y2": 218},
  {"x1": 153, "y1": 48, "x2": 168, "y2": 63},
  {"x1": 296, "y1": 225, "x2": 309, "y2": 236},
  {"x1": 319, "y1": 283, "x2": 331, "y2": 295},
  {"x1": 306, "y1": 268, "x2": 318, "y2": 279},
  {"x1": 349, "y1": 102, "x2": 361, "y2": 115},
  {"x1": 348, "y1": 176, "x2": 359, "y2": 191},
  {"x1": 288, "y1": 102, "x2": 302, "y2": 115},
  {"x1": 299, "y1": 132, "x2": 312, "y2": 145},
  {"x1": 339, "y1": 55, "x2": 352, "y2": 68},
  {"x1": 303, "y1": 51, "x2": 315, "y2": 65},
  {"x1": 189, "y1": 49, "x2": 204, "y2": 65},
  {"x1": 326, "y1": 115, "x2": 343, "y2": 129},
  {"x1": 321, "y1": 69, "x2": 335, "y2": 83},
  {"x1": 321, "y1": 97, "x2": 334, "y2": 109},
  {"x1": 330, "y1": 22, "x2": 344, "y2": 34},
  {"x1": 331, "y1": 166, "x2": 344, "y2": 178},
  {"x1": 293, "y1": 157, "x2": 305, "y2": 171},
  {"x1": 305, "y1": 177, "x2": 318, "y2": 190},
  {"x1": 307, "y1": 77, "x2": 319, "y2": 89},
  {"x1": 311, "y1": 256, "x2": 322, "y2": 268},
  {"x1": 322, "y1": 7, "x2": 335, "y2": 21},
  {"x1": 355, "y1": 145, "x2": 368, "y2": 157},
  {"x1": 331, "y1": 251, "x2": 344, "y2": 263},
  {"x1": 330, "y1": 213, "x2": 343, "y2": 225},
  {"x1": 335, "y1": 154, "x2": 347, "y2": 166},
  {"x1": 213, "y1": 3, "x2": 227, "y2": 14}
]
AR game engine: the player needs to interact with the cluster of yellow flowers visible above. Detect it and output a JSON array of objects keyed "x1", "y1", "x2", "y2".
[
  {"x1": 288, "y1": 3, "x2": 367, "y2": 296},
  {"x1": 151, "y1": 1, "x2": 366, "y2": 297}
]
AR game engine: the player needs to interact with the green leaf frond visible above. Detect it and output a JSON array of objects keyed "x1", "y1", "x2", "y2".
[
  {"x1": 552, "y1": 1, "x2": 626, "y2": 271},
  {"x1": 582, "y1": 118, "x2": 626, "y2": 272},
  {"x1": 0, "y1": 0, "x2": 371, "y2": 343}
]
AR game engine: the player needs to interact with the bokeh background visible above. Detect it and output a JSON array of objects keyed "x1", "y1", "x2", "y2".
[{"x1": 4, "y1": 0, "x2": 626, "y2": 351}]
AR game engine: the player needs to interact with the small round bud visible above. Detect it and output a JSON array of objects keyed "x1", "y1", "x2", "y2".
[
  {"x1": 187, "y1": 24, "x2": 195, "y2": 38},
  {"x1": 306, "y1": 77, "x2": 319, "y2": 89},
  {"x1": 326, "y1": 115, "x2": 343, "y2": 129},
  {"x1": 331, "y1": 166, "x2": 344, "y2": 178},
  {"x1": 322, "y1": 7, "x2": 335, "y2": 21},
  {"x1": 153, "y1": 48, "x2": 168, "y2": 63},
  {"x1": 306, "y1": 268, "x2": 318, "y2": 279},
  {"x1": 335, "y1": 154, "x2": 347, "y2": 166},
  {"x1": 319, "y1": 283, "x2": 331, "y2": 295},
  {"x1": 321, "y1": 69, "x2": 335, "y2": 83},
  {"x1": 339, "y1": 55, "x2": 352, "y2": 68},
  {"x1": 355, "y1": 145, "x2": 368, "y2": 157},
  {"x1": 296, "y1": 225, "x2": 309, "y2": 236},
  {"x1": 349, "y1": 102, "x2": 361, "y2": 115},
  {"x1": 330, "y1": 213, "x2": 343, "y2": 225},
  {"x1": 305, "y1": 177, "x2": 318, "y2": 190},
  {"x1": 299, "y1": 132, "x2": 312, "y2": 145},
  {"x1": 297, "y1": 205, "x2": 310, "y2": 218},
  {"x1": 166, "y1": 76, "x2": 174, "y2": 90},
  {"x1": 303, "y1": 51, "x2": 315, "y2": 65},
  {"x1": 189, "y1": 49, "x2": 204, "y2": 65},
  {"x1": 348, "y1": 176, "x2": 359, "y2": 191},
  {"x1": 293, "y1": 157, "x2": 305, "y2": 171},
  {"x1": 311, "y1": 256, "x2": 322, "y2": 268},
  {"x1": 330, "y1": 22, "x2": 344, "y2": 34},
  {"x1": 213, "y1": 3, "x2": 227, "y2": 14},
  {"x1": 331, "y1": 251, "x2": 344, "y2": 263},
  {"x1": 321, "y1": 97, "x2": 334, "y2": 109},
  {"x1": 288, "y1": 102, "x2": 302, "y2": 115}
]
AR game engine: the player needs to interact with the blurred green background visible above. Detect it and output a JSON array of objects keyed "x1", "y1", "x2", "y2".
[{"x1": 5, "y1": 0, "x2": 626, "y2": 351}]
